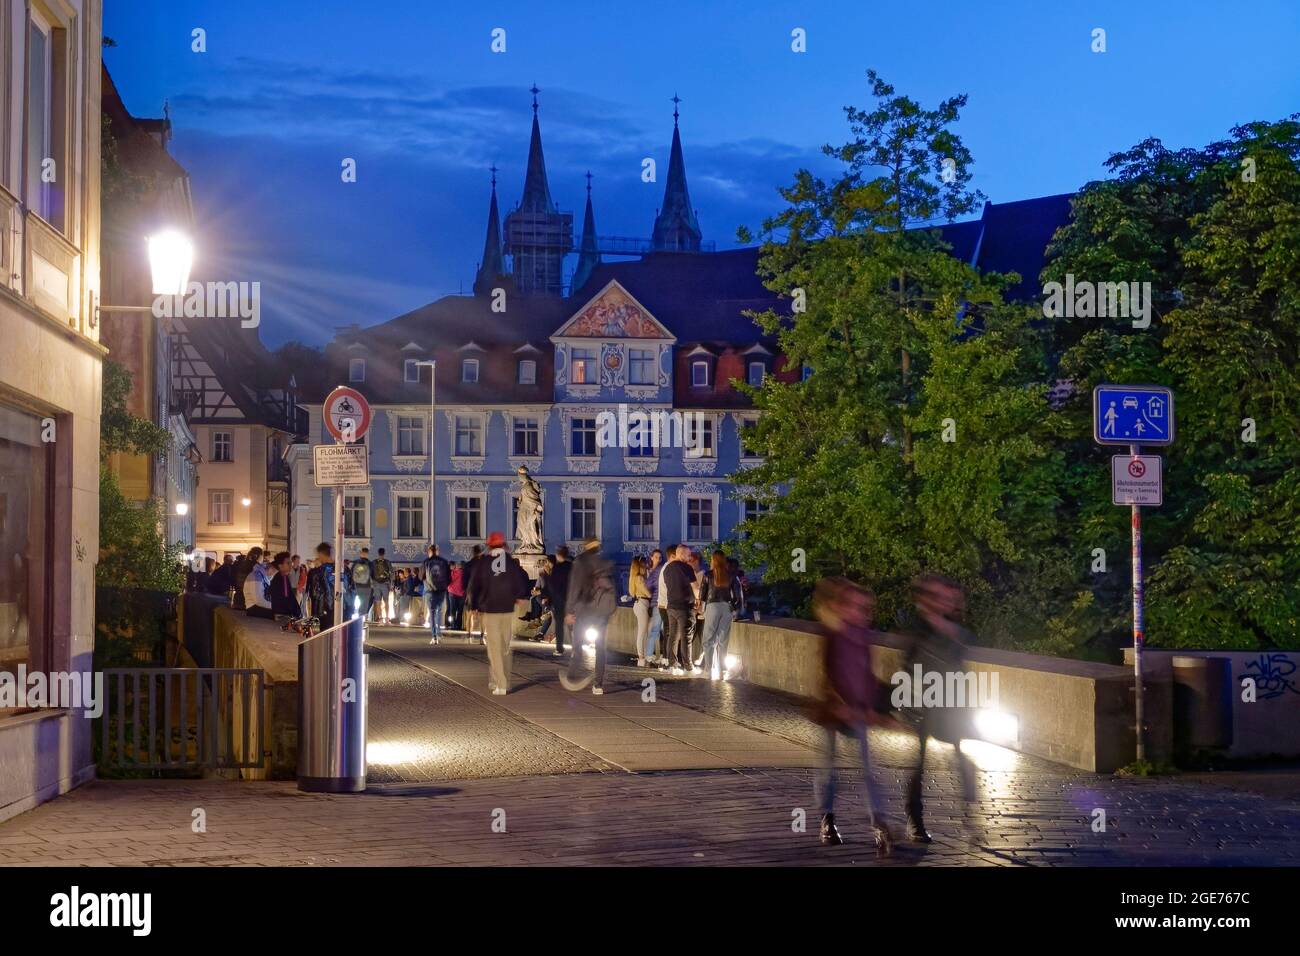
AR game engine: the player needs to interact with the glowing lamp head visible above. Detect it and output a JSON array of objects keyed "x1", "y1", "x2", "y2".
[
  {"x1": 973, "y1": 709, "x2": 1019, "y2": 747},
  {"x1": 175, "y1": 502, "x2": 189, "y2": 516},
  {"x1": 147, "y1": 230, "x2": 194, "y2": 296},
  {"x1": 241, "y1": 497, "x2": 252, "y2": 507}
]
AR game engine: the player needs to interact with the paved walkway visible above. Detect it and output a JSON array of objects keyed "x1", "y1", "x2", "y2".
[{"x1": 2, "y1": 627, "x2": 1299, "y2": 866}]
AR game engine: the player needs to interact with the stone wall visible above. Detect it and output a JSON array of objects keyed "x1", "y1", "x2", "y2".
[
  {"x1": 607, "y1": 607, "x2": 1172, "y2": 773},
  {"x1": 208, "y1": 608, "x2": 299, "y2": 779}
]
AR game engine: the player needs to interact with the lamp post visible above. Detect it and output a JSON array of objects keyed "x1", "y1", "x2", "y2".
[{"x1": 414, "y1": 360, "x2": 437, "y2": 549}]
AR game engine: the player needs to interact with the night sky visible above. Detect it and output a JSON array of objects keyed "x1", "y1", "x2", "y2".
[{"x1": 102, "y1": 0, "x2": 1300, "y2": 347}]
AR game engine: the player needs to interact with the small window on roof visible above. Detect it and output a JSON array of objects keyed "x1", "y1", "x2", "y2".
[
  {"x1": 747, "y1": 361, "x2": 765, "y2": 387},
  {"x1": 691, "y1": 360, "x2": 709, "y2": 388},
  {"x1": 349, "y1": 358, "x2": 365, "y2": 383},
  {"x1": 404, "y1": 359, "x2": 420, "y2": 382},
  {"x1": 518, "y1": 359, "x2": 537, "y2": 385},
  {"x1": 461, "y1": 358, "x2": 480, "y2": 383}
]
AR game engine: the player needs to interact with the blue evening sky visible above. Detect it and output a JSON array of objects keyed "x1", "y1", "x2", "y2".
[{"x1": 103, "y1": 0, "x2": 1300, "y2": 346}]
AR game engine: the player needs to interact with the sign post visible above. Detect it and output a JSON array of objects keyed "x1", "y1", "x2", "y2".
[
  {"x1": 1094, "y1": 385, "x2": 1174, "y2": 764},
  {"x1": 322, "y1": 386, "x2": 372, "y2": 621}
]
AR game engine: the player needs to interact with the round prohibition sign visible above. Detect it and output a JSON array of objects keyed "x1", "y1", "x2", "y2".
[
  {"x1": 323, "y1": 385, "x2": 372, "y2": 443},
  {"x1": 1127, "y1": 458, "x2": 1147, "y2": 479}
]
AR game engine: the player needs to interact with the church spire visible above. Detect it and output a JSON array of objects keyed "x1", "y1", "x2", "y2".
[
  {"x1": 519, "y1": 84, "x2": 556, "y2": 214},
  {"x1": 473, "y1": 166, "x2": 506, "y2": 296},
  {"x1": 572, "y1": 171, "x2": 601, "y2": 294},
  {"x1": 652, "y1": 93, "x2": 702, "y2": 252}
]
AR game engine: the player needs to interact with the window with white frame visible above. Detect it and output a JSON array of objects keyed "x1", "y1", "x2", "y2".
[
  {"x1": 211, "y1": 430, "x2": 233, "y2": 462},
  {"x1": 627, "y1": 424, "x2": 655, "y2": 457},
  {"x1": 627, "y1": 497, "x2": 656, "y2": 542},
  {"x1": 743, "y1": 498, "x2": 770, "y2": 522},
  {"x1": 404, "y1": 359, "x2": 420, "y2": 382},
  {"x1": 343, "y1": 494, "x2": 368, "y2": 537},
  {"x1": 396, "y1": 495, "x2": 425, "y2": 539},
  {"x1": 569, "y1": 496, "x2": 598, "y2": 541},
  {"x1": 629, "y1": 348, "x2": 656, "y2": 385},
  {"x1": 349, "y1": 358, "x2": 366, "y2": 382},
  {"x1": 570, "y1": 417, "x2": 597, "y2": 456},
  {"x1": 685, "y1": 496, "x2": 716, "y2": 542},
  {"x1": 209, "y1": 490, "x2": 233, "y2": 525},
  {"x1": 739, "y1": 417, "x2": 762, "y2": 459},
  {"x1": 27, "y1": 10, "x2": 61, "y2": 227},
  {"x1": 397, "y1": 415, "x2": 425, "y2": 455},
  {"x1": 747, "y1": 361, "x2": 766, "y2": 387},
  {"x1": 691, "y1": 360, "x2": 710, "y2": 387},
  {"x1": 571, "y1": 348, "x2": 596, "y2": 385},
  {"x1": 517, "y1": 359, "x2": 537, "y2": 384},
  {"x1": 454, "y1": 415, "x2": 483, "y2": 456},
  {"x1": 461, "y1": 358, "x2": 480, "y2": 383},
  {"x1": 684, "y1": 415, "x2": 715, "y2": 459},
  {"x1": 454, "y1": 495, "x2": 483, "y2": 540},
  {"x1": 513, "y1": 416, "x2": 540, "y2": 457}
]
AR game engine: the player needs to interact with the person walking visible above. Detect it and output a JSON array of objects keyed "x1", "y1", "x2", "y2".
[
  {"x1": 559, "y1": 537, "x2": 617, "y2": 695},
  {"x1": 662, "y1": 545, "x2": 697, "y2": 675},
  {"x1": 421, "y1": 544, "x2": 451, "y2": 645},
  {"x1": 546, "y1": 546, "x2": 572, "y2": 658},
  {"x1": 900, "y1": 574, "x2": 979, "y2": 844},
  {"x1": 810, "y1": 577, "x2": 895, "y2": 854},
  {"x1": 466, "y1": 532, "x2": 530, "y2": 695},
  {"x1": 372, "y1": 548, "x2": 394, "y2": 624},
  {"x1": 699, "y1": 550, "x2": 741, "y2": 680},
  {"x1": 304, "y1": 542, "x2": 335, "y2": 630},
  {"x1": 629, "y1": 556, "x2": 654, "y2": 666},
  {"x1": 446, "y1": 562, "x2": 466, "y2": 631}
]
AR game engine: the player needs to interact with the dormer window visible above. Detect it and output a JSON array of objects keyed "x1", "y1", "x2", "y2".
[
  {"x1": 349, "y1": 358, "x2": 366, "y2": 383},
  {"x1": 461, "y1": 358, "x2": 480, "y2": 383},
  {"x1": 518, "y1": 359, "x2": 537, "y2": 385},
  {"x1": 691, "y1": 360, "x2": 710, "y2": 388},
  {"x1": 404, "y1": 359, "x2": 420, "y2": 382},
  {"x1": 747, "y1": 361, "x2": 766, "y2": 387}
]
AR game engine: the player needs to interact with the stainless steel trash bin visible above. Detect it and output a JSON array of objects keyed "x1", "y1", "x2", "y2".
[{"x1": 298, "y1": 616, "x2": 367, "y2": 792}]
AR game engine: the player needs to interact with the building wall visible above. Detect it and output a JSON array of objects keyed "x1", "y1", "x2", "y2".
[
  {"x1": 0, "y1": 0, "x2": 103, "y2": 822},
  {"x1": 193, "y1": 421, "x2": 292, "y2": 559}
]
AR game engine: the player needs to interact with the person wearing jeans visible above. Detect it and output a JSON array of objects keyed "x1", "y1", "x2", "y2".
[
  {"x1": 644, "y1": 549, "x2": 663, "y2": 662},
  {"x1": 628, "y1": 556, "x2": 653, "y2": 665},
  {"x1": 699, "y1": 550, "x2": 740, "y2": 679},
  {"x1": 662, "y1": 546, "x2": 697, "y2": 674},
  {"x1": 421, "y1": 544, "x2": 451, "y2": 645}
]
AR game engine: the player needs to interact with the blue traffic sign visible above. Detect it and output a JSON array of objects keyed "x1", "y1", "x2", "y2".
[{"x1": 1093, "y1": 385, "x2": 1175, "y2": 445}]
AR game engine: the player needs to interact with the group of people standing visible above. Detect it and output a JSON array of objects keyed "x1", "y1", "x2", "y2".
[{"x1": 626, "y1": 546, "x2": 745, "y2": 679}]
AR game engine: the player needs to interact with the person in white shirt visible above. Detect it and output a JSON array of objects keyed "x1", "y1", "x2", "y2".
[
  {"x1": 244, "y1": 565, "x2": 273, "y2": 619},
  {"x1": 655, "y1": 543, "x2": 674, "y2": 667}
]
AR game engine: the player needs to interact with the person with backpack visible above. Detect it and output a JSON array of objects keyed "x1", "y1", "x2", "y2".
[
  {"x1": 371, "y1": 548, "x2": 394, "y2": 624},
  {"x1": 699, "y1": 550, "x2": 742, "y2": 680},
  {"x1": 446, "y1": 562, "x2": 466, "y2": 631},
  {"x1": 466, "y1": 532, "x2": 530, "y2": 695},
  {"x1": 421, "y1": 544, "x2": 451, "y2": 645},
  {"x1": 351, "y1": 547, "x2": 374, "y2": 620},
  {"x1": 559, "y1": 537, "x2": 617, "y2": 695}
]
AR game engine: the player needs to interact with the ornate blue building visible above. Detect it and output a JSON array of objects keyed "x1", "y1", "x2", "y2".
[{"x1": 291, "y1": 92, "x2": 1073, "y2": 570}]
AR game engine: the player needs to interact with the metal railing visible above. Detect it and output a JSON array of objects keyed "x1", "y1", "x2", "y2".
[{"x1": 97, "y1": 668, "x2": 266, "y2": 771}]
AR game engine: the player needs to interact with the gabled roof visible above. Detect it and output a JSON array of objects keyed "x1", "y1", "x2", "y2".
[{"x1": 552, "y1": 280, "x2": 675, "y2": 341}]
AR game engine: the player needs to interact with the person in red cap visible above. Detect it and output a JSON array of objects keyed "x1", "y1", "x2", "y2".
[{"x1": 466, "y1": 531, "x2": 531, "y2": 694}]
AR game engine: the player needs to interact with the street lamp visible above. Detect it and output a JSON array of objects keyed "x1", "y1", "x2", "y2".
[
  {"x1": 414, "y1": 360, "x2": 437, "y2": 548},
  {"x1": 241, "y1": 496, "x2": 252, "y2": 507},
  {"x1": 95, "y1": 230, "x2": 196, "y2": 323},
  {"x1": 175, "y1": 502, "x2": 189, "y2": 516},
  {"x1": 147, "y1": 230, "x2": 195, "y2": 295}
]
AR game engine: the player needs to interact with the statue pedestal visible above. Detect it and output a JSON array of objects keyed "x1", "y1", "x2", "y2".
[{"x1": 516, "y1": 551, "x2": 547, "y2": 582}]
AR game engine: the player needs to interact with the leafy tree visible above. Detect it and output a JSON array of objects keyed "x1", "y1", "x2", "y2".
[
  {"x1": 1043, "y1": 118, "x2": 1300, "y2": 650},
  {"x1": 734, "y1": 72, "x2": 1060, "y2": 631}
]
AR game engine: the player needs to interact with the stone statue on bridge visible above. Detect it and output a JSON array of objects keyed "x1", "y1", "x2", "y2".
[{"x1": 515, "y1": 465, "x2": 545, "y2": 555}]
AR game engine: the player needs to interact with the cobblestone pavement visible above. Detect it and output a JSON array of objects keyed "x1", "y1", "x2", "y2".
[{"x1": 3, "y1": 627, "x2": 1299, "y2": 866}]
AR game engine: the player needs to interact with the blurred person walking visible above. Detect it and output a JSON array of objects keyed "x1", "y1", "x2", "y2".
[
  {"x1": 559, "y1": 538, "x2": 617, "y2": 694},
  {"x1": 467, "y1": 532, "x2": 530, "y2": 695}
]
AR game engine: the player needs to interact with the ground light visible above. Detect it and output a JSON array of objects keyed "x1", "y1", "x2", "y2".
[
  {"x1": 352, "y1": 595, "x2": 361, "y2": 620},
  {"x1": 973, "y1": 708, "x2": 1019, "y2": 747},
  {"x1": 724, "y1": 654, "x2": 740, "y2": 672},
  {"x1": 402, "y1": 612, "x2": 411, "y2": 626}
]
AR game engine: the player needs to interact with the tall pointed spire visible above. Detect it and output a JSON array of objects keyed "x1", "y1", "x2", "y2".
[
  {"x1": 503, "y1": 85, "x2": 574, "y2": 296},
  {"x1": 652, "y1": 93, "x2": 702, "y2": 252},
  {"x1": 519, "y1": 84, "x2": 556, "y2": 214},
  {"x1": 473, "y1": 165, "x2": 506, "y2": 296},
  {"x1": 572, "y1": 171, "x2": 602, "y2": 294}
]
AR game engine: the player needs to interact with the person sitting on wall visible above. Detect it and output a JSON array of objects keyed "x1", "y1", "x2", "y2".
[
  {"x1": 267, "y1": 551, "x2": 301, "y2": 619},
  {"x1": 244, "y1": 553, "x2": 275, "y2": 619}
]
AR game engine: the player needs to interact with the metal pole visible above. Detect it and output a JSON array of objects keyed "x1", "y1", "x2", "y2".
[
  {"x1": 430, "y1": 362, "x2": 436, "y2": 547},
  {"x1": 333, "y1": 468, "x2": 344, "y2": 624},
  {"x1": 1130, "y1": 443, "x2": 1146, "y2": 762}
]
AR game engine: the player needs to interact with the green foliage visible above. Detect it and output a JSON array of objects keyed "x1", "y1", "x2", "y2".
[
  {"x1": 100, "y1": 359, "x2": 169, "y2": 459},
  {"x1": 736, "y1": 68, "x2": 1300, "y2": 655}
]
